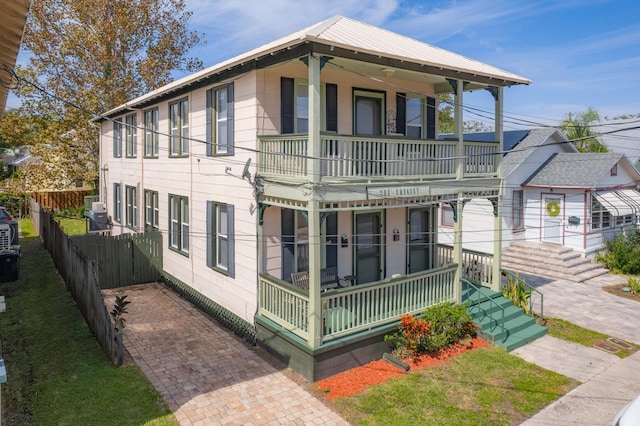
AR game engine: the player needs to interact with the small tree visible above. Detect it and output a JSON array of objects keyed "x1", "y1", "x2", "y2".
[{"x1": 561, "y1": 107, "x2": 607, "y2": 153}]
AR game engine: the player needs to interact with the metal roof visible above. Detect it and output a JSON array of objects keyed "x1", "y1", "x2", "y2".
[
  {"x1": 0, "y1": 0, "x2": 31, "y2": 117},
  {"x1": 103, "y1": 15, "x2": 531, "y2": 117}
]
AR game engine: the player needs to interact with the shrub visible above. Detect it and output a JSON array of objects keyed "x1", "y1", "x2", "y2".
[
  {"x1": 597, "y1": 228, "x2": 640, "y2": 274},
  {"x1": 503, "y1": 273, "x2": 532, "y2": 315},
  {"x1": 386, "y1": 303, "x2": 475, "y2": 359}
]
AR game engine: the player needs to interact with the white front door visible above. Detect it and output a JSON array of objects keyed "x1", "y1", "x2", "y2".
[{"x1": 542, "y1": 196, "x2": 563, "y2": 244}]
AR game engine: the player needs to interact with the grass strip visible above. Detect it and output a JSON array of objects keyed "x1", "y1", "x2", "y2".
[
  {"x1": 333, "y1": 345, "x2": 577, "y2": 426},
  {"x1": 0, "y1": 219, "x2": 178, "y2": 425}
]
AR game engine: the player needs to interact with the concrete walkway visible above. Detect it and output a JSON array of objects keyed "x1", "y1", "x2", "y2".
[
  {"x1": 512, "y1": 272, "x2": 640, "y2": 425},
  {"x1": 104, "y1": 284, "x2": 348, "y2": 426}
]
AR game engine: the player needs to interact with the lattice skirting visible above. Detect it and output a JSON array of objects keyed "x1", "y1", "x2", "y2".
[{"x1": 160, "y1": 272, "x2": 257, "y2": 345}]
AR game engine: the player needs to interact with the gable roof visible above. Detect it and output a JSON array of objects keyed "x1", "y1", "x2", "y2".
[
  {"x1": 522, "y1": 152, "x2": 638, "y2": 188},
  {"x1": 101, "y1": 15, "x2": 530, "y2": 118}
]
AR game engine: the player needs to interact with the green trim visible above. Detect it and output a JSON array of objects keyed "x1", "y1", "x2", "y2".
[{"x1": 160, "y1": 272, "x2": 256, "y2": 344}]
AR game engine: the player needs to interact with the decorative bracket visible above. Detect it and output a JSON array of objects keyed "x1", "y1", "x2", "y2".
[
  {"x1": 446, "y1": 78, "x2": 469, "y2": 95},
  {"x1": 258, "y1": 203, "x2": 269, "y2": 225},
  {"x1": 488, "y1": 197, "x2": 499, "y2": 217},
  {"x1": 445, "y1": 198, "x2": 470, "y2": 223},
  {"x1": 485, "y1": 86, "x2": 499, "y2": 102},
  {"x1": 299, "y1": 55, "x2": 333, "y2": 70}
]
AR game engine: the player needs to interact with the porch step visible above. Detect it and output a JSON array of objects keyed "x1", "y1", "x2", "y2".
[
  {"x1": 463, "y1": 283, "x2": 547, "y2": 352},
  {"x1": 502, "y1": 241, "x2": 610, "y2": 283}
]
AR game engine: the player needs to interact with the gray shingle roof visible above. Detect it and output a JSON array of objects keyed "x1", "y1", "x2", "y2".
[{"x1": 523, "y1": 152, "x2": 625, "y2": 188}]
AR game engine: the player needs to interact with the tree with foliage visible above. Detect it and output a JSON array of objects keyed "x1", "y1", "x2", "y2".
[
  {"x1": 438, "y1": 93, "x2": 493, "y2": 134},
  {"x1": 0, "y1": 0, "x2": 204, "y2": 191},
  {"x1": 561, "y1": 107, "x2": 607, "y2": 153}
]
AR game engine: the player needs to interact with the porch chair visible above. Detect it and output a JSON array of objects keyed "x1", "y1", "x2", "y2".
[{"x1": 290, "y1": 266, "x2": 350, "y2": 291}]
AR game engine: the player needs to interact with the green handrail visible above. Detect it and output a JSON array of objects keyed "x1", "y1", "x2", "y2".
[
  {"x1": 500, "y1": 269, "x2": 544, "y2": 323},
  {"x1": 462, "y1": 278, "x2": 506, "y2": 343}
]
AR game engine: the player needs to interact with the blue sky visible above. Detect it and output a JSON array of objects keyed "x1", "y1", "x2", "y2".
[{"x1": 10, "y1": 0, "x2": 640, "y2": 129}]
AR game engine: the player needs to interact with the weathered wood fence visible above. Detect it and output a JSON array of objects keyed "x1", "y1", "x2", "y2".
[
  {"x1": 32, "y1": 199, "x2": 164, "y2": 363},
  {"x1": 32, "y1": 190, "x2": 94, "y2": 211}
]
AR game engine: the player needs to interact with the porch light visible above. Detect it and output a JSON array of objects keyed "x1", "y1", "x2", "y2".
[{"x1": 381, "y1": 68, "x2": 395, "y2": 78}]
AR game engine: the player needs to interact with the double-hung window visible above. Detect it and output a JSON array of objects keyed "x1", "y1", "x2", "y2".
[
  {"x1": 113, "y1": 183, "x2": 122, "y2": 223},
  {"x1": 513, "y1": 190, "x2": 524, "y2": 230},
  {"x1": 396, "y1": 93, "x2": 436, "y2": 138},
  {"x1": 144, "y1": 189, "x2": 159, "y2": 230},
  {"x1": 281, "y1": 78, "x2": 338, "y2": 133},
  {"x1": 125, "y1": 114, "x2": 137, "y2": 157},
  {"x1": 169, "y1": 98, "x2": 189, "y2": 156},
  {"x1": 206, "y1": 83, "x2": 234, "y2": 155},
  {"x1": 125, "y1": 185, "x2": 138, "y2": 229},
  {"x1": 592, "y1": 196, "x2": 611, "y2": 230},
  {"x1": 169, "y1": 195, "x2": 189, "y2": 254},
  {"x1": 144, "y1": 109, "x2": 159, "y2": 157},
  {"x1": 113, "y1": 119, "x2": 122, "y2": 158},
  {"x1": 206, "y1": 201, "x2": 235, "y2": 277}
]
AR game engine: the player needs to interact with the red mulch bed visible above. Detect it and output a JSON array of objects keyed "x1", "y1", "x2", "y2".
[{"x1": 315, "y1": 338, "x2": 488, "y2": 400}]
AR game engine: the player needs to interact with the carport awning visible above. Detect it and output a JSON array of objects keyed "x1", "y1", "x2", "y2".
[{"x1": 593, "y1": 190, "x2": 640, "y2": 216}]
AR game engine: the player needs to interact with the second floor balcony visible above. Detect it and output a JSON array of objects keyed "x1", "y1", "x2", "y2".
[{"x1": 258, "y1": 133, "x2": 499, "y2": 183}]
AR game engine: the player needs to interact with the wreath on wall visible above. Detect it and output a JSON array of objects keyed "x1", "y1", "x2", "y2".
[{"x1": 546, "y1": 201, "x2": 561, "y2": 217}]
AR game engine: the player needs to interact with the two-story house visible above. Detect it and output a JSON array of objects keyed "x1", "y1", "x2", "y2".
[{"x1": 97, "y1": 16, "x2": 531, "y2": 381}]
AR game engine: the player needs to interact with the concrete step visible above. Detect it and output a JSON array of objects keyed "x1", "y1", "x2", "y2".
[{"x1": 503, "y1": 242, "x2": 607, "y2": 283}]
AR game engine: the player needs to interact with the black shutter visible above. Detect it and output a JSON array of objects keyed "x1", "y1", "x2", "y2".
[
  {"x1": 326, "y1": 83, "x2": 338, "y2": 132},
  {"x1": 281, "y1": 208, "x2": 295, "y2": 280},
  {"x1": 426, "y1": 96, "x2": 436, "y2": 139},
  {"x1": 325, "y1": 212, "x2": 338, "y2": 268},
  {"x1": 281, "y1": 77, "x2": 295, "y2": 133},
  {"x1": 227, "y1": 204, "x2": 235, "y2": 278},
  {"x1": 206, "y1": 201, "x2": 213, "y2": 267},
  {"x1": 205, "y1": 89, "x2": 213, "y2": 156},
  {"x1": 396, "y1": 93, "x2": 406, "y2": 135},
  {"x1": 227, "y1": 83, "x2": 235, "y2": 155}
]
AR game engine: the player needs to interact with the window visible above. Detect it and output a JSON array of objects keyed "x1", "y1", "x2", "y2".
[
  {"x1": 280, "y1": 78, "x2": 337, "y2": 133},
  {"x1": 206, "y1": 83, "x2": 234, "y2": 156},
  {"x1": 169, "y1": 98, "x2": 189, "y2": 156},
  {"x1": 396, "y1": 93, "x2": 436, "y2": 138},
  {"x1": 144, "y1": 109, "x2": 159, "y2": 157},
  {"x1": 144, "y1": 190, "x2": 159, "y2": 230},
  {"x1": 441, "y1": 203, "x2": 454, "y2": 227},
  {"x1": 611, "y1": 164, "x2": 618, "y2": 176},
  {"x1": 113, "y1": 183, "x2": 122, "y2": 223},
  {"x1": 125, "y1": 185, "x2": 138, "y2": 229},
  {"x1": 113, "y1": 119, "x2": 122, "y2": 158},
  {"x1": 169, "y1": 195, "x2": 189, "y2": 254},
  {"x1": 125, "y1": 114, "x2": 137, "y2": 157},
  {"x1": 207, "y1": 201, "x2": 235, "y2": 277},
  {"x1": 513, "y1": 190, "x2": 524, "y2": 230},
  {"x1": 591, "y1": 196, "x2": 611, "y2": 230}
]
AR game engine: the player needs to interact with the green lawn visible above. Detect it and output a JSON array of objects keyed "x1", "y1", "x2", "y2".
[
  {"x1": 332, "y1": 345, "x2": 577, "y2": 426},
  {"x1": 0, "y1": 219, "x2": 178, "y2": 425}
]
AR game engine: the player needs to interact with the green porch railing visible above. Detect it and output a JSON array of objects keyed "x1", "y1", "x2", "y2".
[
  {"x1": 258, "y1": 264, "x2": 457, "y2": 344},
  {"x1": 258, "y1": 134, "x2": 499, "y2": 180},
  {"x1": 437, "y1": 244, "x2": 494, "y2": 286},
  {"x1": 463, "y1": 278, "x2": 506, "y2": 343}
]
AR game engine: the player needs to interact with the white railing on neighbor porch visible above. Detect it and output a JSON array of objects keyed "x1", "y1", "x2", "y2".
[
  {"x1": 258, "y1": 263, "x2": 457, "y2": 344},
  {"x1": 438, "y1": 245, "x2": 494, "y2": 286},
  {"x1": 258, "y1": 134, "x2": 498, "y2": 180}
]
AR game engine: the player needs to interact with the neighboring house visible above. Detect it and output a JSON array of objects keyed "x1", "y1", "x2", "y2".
[
  {"x1": 439, "y1": 128, "x2": 640, "y2": 257},
  {"x1": 597, "y1": 118, "x2": 640, "y2": 169},
  {"x1": 96, "y1": 16, "x2": 531, "y2": 381}
]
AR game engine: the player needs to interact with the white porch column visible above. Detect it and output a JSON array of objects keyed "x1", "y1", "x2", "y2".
[
  {"x1": 455, "y1": 79, "x2": 464, "y2": 180},
  {"x1": 307, "y1": 55, "x2": 323, "y2": 347},
  {"x1": 453, "y1": 196, "x2": 463, "y2": 304},
  {"x1": 492, "y1": 86, "x2": 504, "y2": 291}
]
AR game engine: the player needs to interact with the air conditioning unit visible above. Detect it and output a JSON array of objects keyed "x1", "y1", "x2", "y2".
[{"x1": 92, "y1": 202, "x2": 105, "y2": 211}]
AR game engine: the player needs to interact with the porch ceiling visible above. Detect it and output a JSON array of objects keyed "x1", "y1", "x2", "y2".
[{"x1": 0, "y1": 0, "x2": 30, "y2": 117}]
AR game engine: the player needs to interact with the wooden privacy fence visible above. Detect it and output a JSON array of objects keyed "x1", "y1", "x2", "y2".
[
  {"x1": 71, "y1": 232, "x2": 163, "y2": 289},
  {"x1": 34, "y1": 203, "x2": 116, "y2": 363},
  {"x1": 32, "y1": 190, "x2": 95, "y2": 211},
  {"x1": 32, "y1": 199, "x2": 164, "y2": 363}
]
